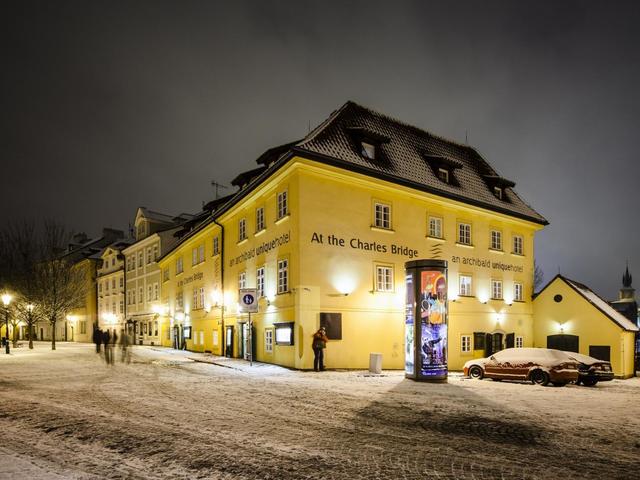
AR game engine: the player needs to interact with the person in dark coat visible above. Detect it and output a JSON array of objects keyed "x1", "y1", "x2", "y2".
[
  {"x1": 102, "y1": 329, "x2": 111, "y2": 364},
  {"x1": 312, "y1": 327, "x2": 329, "y2": 372},
  {"x1": 93, "y1": 327, "x2": 102, "y2": 354}
]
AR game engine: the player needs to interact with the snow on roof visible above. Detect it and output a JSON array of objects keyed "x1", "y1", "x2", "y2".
[{"x1": 563, "y1": 277, "x2": 639, "y2": 332}]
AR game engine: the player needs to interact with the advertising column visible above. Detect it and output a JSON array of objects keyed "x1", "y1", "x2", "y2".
[{"x1": 405, "y1": 260, "x2": 448, "y2": 382}]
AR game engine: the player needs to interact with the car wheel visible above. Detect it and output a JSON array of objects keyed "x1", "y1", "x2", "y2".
[
  {"x1": 469, "y1": 365, "x2": 483, "y2": 379},
  {"x1": 530, "y1": 369, "x2": 549, "y2": 386},
  {"x1": 581, "y1": 378, "x2": 598, "y2": 387},
  {"x1": 551, "y1": 382, "x2": 566, "y2": 387}
]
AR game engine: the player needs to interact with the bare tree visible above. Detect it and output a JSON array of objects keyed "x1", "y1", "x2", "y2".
[
  {"x1": 13, "y1": 301, "x2": 41, "y2": 349},
  {"x1": 533, "y1": 260, "x2": 544, "y2": 295},
  {"x1": 32, "y1": 221, "x2": 86, "y2": 350}
]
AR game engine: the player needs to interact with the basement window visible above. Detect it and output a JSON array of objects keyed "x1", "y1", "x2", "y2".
[{"x1": 361, "y1": 142, "x2": 376, "y2": 160}]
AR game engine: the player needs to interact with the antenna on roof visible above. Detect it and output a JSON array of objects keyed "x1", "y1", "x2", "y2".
[
  {"x1": 308, "y1": 119, "x2": 311, "y2": 134},
  {"x1": 465, "y1": 130, "x2": 468, "y2": 144},
  {"x1": 210, "y1": 180, "x2": 228, "y2": 200}
]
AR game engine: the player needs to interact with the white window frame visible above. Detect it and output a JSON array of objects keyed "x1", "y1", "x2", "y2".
[
  {"x1": 256, "y1": 266, "x2": 265, "y2": 298},
  {"x1": 198, "y1": 245, "x2": 205, "y2": 263},
  {"x1": 491, "y1": 279, "x2": 503, "y2": 300},
  {"x1": 459, "y1": 275, "x2": 472, "y2": 296},
  {"x1": 513, "y1": 235, "x2": 524, "y2": 255},
  {"x1": 264, "y1": 328, "x2": 274, "y2": 354},
  {"x1": 494, "y1": 186, "x2": 503, "y2": 199},
  {"x1": 437, "y1": 168, "x2": 449, "y2": 183},
  {"x1": 277, "y1": 191, "x2": 288, "y2": 220},
  {"x1": 199, "y1": 287, "x2": 205, "y2": 310},
  {"x1": 193, "y1": 288, "x2": 199, "y2": 310},
  {"x1": 238, "y1": 271, "x2": 247, "y2": 290},
  {"x1": 458, "y1": 222, "x2": 471, "y2": 245},
  {"x1": 176, "y1": 257, "x2": 183, "y2": 274},
  {"x1": 375, "y1": 265, "x2": 394, "y2": 292},
  {"x1": 256, "y1": 207, "x2": 265, "y2": 232},
  {"x1": 277, "y1": 259, "x2": 289, "y2": 294},
  {"x1": 239, "y1": 218, "x2": 247, "y2": 242},
  {"x1": 213, "y1": 236, "x2": 219, "y2": 256},
  {"x1": 514, "y1": 282, "x2": 523, "y2": 302},
  {"x1": 374, "y1": 202, "x2": 391, "y2": 229},
  {"x1": 461, "y1": 335, "x2": 471, "y2": 353},
  {"x1": 490, "y1": 230, "x2": 502, "y2": 251},
  {"x1": 138, "y1": 287, "x2": 143, "y2": 304},
  {"x1": 515, "y1": 335, "x2": 524, "y2": 348},
  {"x1": 428, "y1": 216, "x2": 443, "y2": 239}
]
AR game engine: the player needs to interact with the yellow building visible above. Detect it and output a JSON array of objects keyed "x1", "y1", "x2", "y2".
[
  {"x1": 160, "y1": 101, "x2": 547, "y2": 371},
  {"x1": 533, "y1": 275, "x2": 638, "y2": 378}
]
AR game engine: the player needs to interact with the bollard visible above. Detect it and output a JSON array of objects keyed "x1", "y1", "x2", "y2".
[{"x1": 369, "y1": 353, "x2": 383, "y2": 374}]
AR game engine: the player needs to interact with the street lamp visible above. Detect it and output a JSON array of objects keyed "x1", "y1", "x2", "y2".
[{"x1": 1, "y1": 293, "x2": 12, "y2": 354}]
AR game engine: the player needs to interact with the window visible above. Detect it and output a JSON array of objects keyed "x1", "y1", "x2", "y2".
[
  {"x1": 154, "y1": 321, "x2": 159, "y2": 337},
  {"x1": 111, "y1": 278, "x2": 116, "y2": 289},
  {"x1": 277, "y1": 191, "x2": 288, "y2": 220},
  {"x1": 80, "y1": 321, "x2": 87, "y2": 335},
  {"x1": 473, "y1": 332, "x2": 485, "y2": 351},
  {"x1": 274, "y1": 322, "x2": 294, "y2": 345},
  {"x1": 491, "y1": 279, "x2": 503, "y2": 300},
  {"x1": 238, "y1": 271, "x2": 247, "y2": 290},
  {"x1": 361, "y1": 141, "x2": 375, "y2": 160},
  {"x1": 461, "y1": 335, "x2": 471, "y2": 353},
  {"x1": 513, "y1": 235, "x2": 523, "y2": 255},
  {"x1": 119, "y1": 300, "x2": 124, "y2": 314},
  {"x1": 375, "y1": 265, "x2": 394, "y2": 292},
  {"x1": 111, "y1": 258, "x2": 115, "y2": 267},
  {"x1": 265, "y1": 329, "x2": 274, "y2": 353},
  {"x1": 199, "y1": 287, "x2": 205, "y2": 311},
  {"x1": 459, "y1": 275, "x2": 472, "y2": 296},
  {"x1": 515, "y1": 335, "x2": 524, "y2": 348},
  {"x1": 163, "y1": 268, "x2": 169, "y2": 282},
  {"x1": 146, "y1": 247, "x2": 152, "y2": 264},
  {"x1": 198, "y1": 245, "x2": 205, "y2": 263},
  {"x1": 153, "y1": 244, "x2": 159, "y2": 260},
  {"x1": 458, "y1": 223, "x2": 471, "y2": 245},
  {"x1": 138, "y1": 287, "x2": 143, "y2": 303},
  {"x1": 514, "y1": 282, "x2": 523, "y2": 302},
  {"x1": 428, "y1": 216, "x2": 443, "y2": 238},
  {"x1": 176, "y1": 257, "x2": 183, "y2": 274},
  {"x1": 437, "y1": 168, "x2": 449, "y2": 183},
  {"x1": 119, "y1": 277, "x2": 124, "y2": 288},
  {"x1": 98, "y1": 282, "x2": 102, "y2": 293},
  {"x1": 490, "y1": 230, "x2": 502, "y2": 250},
  {"x1": 213, "y1": 237, "x2": 219, "y2": 256},
  {"x1": 153, "y1": 283, "x2": 159, "y2": 300},
  {"x1": 112, "y1": 301, "x2": 116, "y2": 314},
  {"x1": 238, "y1": 218, "x2": 247, "y2": 242},
  {"x1": 255, "y1": 207, "x2": 265, "y2": 232},
  {"x1": 256, "y1": 266, "x2": 265, "y2": 298},
  {"x1": 277, "y1": 259, "x2": 289, "y2": 294},
  {"x1": 138, "y1": 252, "x2": 143, "y2": 268},
  {"x1": 176, "y1": 291, "x2": 184, "y2": 310},
  {"x1": 147, "y1": 285, "x2": 153, "y2": 302},
  {"x1": 493, "y1": 186, "x2": 503, "y2": 199},
  {"x1": 192, "y1": 248, "x2": 198, "y2": 266},
  {"x1": 374, "y1": 202, "x2": 391, "y2": 229},
  {"x1": 192, "y1": 288, "x2": 199, "y2": 309}
]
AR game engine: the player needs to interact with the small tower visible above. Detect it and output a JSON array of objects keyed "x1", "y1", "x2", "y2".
[
  {"x1": 620, "y1": 264, "x2": 635, "y2": 300},
  {"x1": 610, "y1": 264, "x2": 638, "y2": 324}
]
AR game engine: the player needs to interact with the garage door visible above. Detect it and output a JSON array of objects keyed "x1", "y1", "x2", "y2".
[{"x1": 547, "y1": 334, "x2": 579, "y2": 352}]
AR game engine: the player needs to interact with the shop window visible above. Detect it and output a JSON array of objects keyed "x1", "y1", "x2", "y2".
[
  {"x1": 428, "y1": 216, "x2": 443, "y2": 238},
  {"x1": 375, "y1": 265, "x2": 394, "y2": 292},
  {"x1": 374, "y1": 202, "x2": 391, "y2": 229},
  {"x1": 458, "y1": 223, "x2": 471, "y2": 245},
  {"x1": 320, "y1": 312, "x2": 342, "y2": 340},
  {"x1": 264, "y1": 329, "x2": 274, "y2": 353},
  {"x1": 274, "y1": 322, "x2": 294, "y2": 346},
  {"x1": 491, "y1": 279, "x2": 503, "y2": 300},
  {"x1": 277, "y1": 191, "x2": 288, "y2": 220},
  {"x1": 513, "y1": 235, "x2": 523, "y2": 255},
  {"x1": 514, "y1": 282, "x2": 523, "y2": 302},
  {"x1": 490, "y1": 230, "x2": 502, "y2": 251},
  {"x1": 256, "y1": 207, "x2": 265, "y2": 232},
  {"x1": 459, "y1": 275, "x2": 472, "y2": 296},
  {"x1": 461, "y1": 335, "x2": 471, "y2": 353},
  {"x1": 277, "y1": 259, "x2": 289, "y2": 294}
]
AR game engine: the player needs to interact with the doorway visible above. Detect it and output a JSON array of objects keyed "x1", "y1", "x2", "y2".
[
  {"x1": 547, "y1": 334, "x2": 579, "y2": 352},
  {"x1": 225, "y1": 326, "x2": 234, "y2": 357}
]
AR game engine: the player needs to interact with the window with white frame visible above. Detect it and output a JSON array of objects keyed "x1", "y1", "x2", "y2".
[
  {"x1": 153, "y1": 244, "x2": 159, "y2": 260},
  {"x1": 265, "y1": 329, "x2": 274, "y2": 353},
  {"x1": 458, "y1": 223, "x2": 471, "y2": 245},
  {"x1": 277, "y1": 191, "x2": 288, "y2": 220},
  {"x1": 153, "y1": 283, "x2": 159, "y2": 300},
  {"x1": 459, "y1": 275, "x2": 472, "y2": 296},
  {"x1": 437, "y1": 168, "x2": 450, "y2": 183},
  {"x1": 112, "y1": 301, "x2": 116, "y2": 314},
  {"x1": 514, "y1": 282, "x2": 523, "y2": 302},
  {"x1": 119, "y1": 300, "x2": 124, "y2": 314},
  {"x1": 490, "y1": 230, "x2": 502, "y2": 250},
  {"x1": 493, "y1": 186, "x2": 503, "y2": 199},
  {"x1": 277, "y1": 259, "x2": 289, "y2": 294},
  {"x1": 198, "y1": 245, "x2": 205, "y2": 263},
  {"x1": 163, "y1": 268, "x2": 169, "y2": 282},
  {"x1": 199, "y1": 287, "x2": 205, "y2": 310},
  {"x1": 119, "y1": 277, "x2": 124, "y2": 288},
  {"x1": 513, "y1": 235, "x2": 523, "y2": 255},
  {"x1": 374, "y1": 202, "x2": 391, "y2": 229},
  {"x1": 256, "y1": 207, "x2": 265, "y2": 232},
  {"x1": 256, "y1": 266, "x2": 265, "y2": 298},
  {"x1": 176, "y1": 291, "x2": 183, "y2": 310},
  {"x1": 147, "y1": 284, "x2": 153, "y2": 301},
  {"x1": 105, "y1": 281, "x2": 109, "y2": 292},
  {"x1": 375, "y1": 265, "x2": 394, "y2": 292},
  {"x1": 361, "y1": 141, "x2": 375, "y2": 160},
  {"x1": 176, "y1": 257, "x2": 183, "y2": 274},
  {"x1": 112, "y1": 278, "x2": 116, "y2": 289},
  {"x1": 138, "y1": 251, "x2": 143, "y2": 268},
  {"x1": 146, "y1": 247, "x2": 152, "y2": 264},
  {"x1": 238, "y1": 218, "x2": 247, "y2": 242},
  {"x1": 213, "y1": 236, "x2": 219, "y2": 256},
  {"x1": 138, "y1": 287, "x2": 143, "y2": 304},
  {"x1": 461, "y1": 335, "x2": 471, "y2": 353},
  {"x1": 428, "y1": 216, "x2": 443, "y2": 238},
  {"x1": 238, "y1": 271, "x2": 247, "y2": 290},
  {"x1": 491, "y1": 279, "x2": 503, "y2": 300},
  {"x1": 192, "y1": 247, "x2": 198, "y2": 266},
  {"x1": 515, "y1": 335, "x2": 524, "y2": 348},
  {"x1": 193, "y1": 288, "x2": 198, "y2": 309}
]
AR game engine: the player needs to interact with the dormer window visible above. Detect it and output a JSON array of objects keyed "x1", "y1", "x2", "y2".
[
  {"x1": 361, "y1": 142, "x2": 376, "y2": 160},
  {"x1": 437, "y1": 168, "x2": 450, "y2": 183},
  {"x1": 493, "y1": 187, "x2": 503, "y2": 199}
]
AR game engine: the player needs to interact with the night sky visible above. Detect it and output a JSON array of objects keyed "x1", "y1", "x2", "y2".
[{"x1": 3, "y1": 1, "x2": 639, "y2": 299}]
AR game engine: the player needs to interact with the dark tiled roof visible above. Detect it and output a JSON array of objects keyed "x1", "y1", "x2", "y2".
[{"x1": 292, "y1": 101, "x2": 547, "y2": 224}]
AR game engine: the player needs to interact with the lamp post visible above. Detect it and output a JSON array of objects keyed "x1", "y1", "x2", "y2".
[{"x1": 1, "y1": 293, "x2": 12, "y2": 354}]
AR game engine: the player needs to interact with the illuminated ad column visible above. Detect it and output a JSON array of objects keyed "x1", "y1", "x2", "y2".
[{"x1": 405, "y1": 259, "x2": 448, "y2": 382}]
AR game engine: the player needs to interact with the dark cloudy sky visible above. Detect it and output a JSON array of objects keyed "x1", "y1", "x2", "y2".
[{"x1": 3, "y1": 0, "x2": 639, "y2": 299}]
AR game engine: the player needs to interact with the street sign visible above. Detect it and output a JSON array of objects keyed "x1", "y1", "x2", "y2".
[{"x1": 238, "y1": 288, "x2": 258, "y2": 313}]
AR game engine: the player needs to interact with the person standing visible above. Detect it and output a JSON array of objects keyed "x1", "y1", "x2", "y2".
[
  {"x1": 120, "y1": 331, "x2": 131, "y2": 364},
  {"x1": 93, "y1": 327, "x2": 102, "y2": 354},
  {"x1": 312, "y1": 327, "x2": 329, "y2": 372},
  {"x1": 102, "y1": 329, "x2": 111, "y2": 365}
]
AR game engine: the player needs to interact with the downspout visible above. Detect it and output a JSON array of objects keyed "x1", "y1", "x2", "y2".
[{"x1": 212, "y1": 217, "x2": 225, "y2": 357}]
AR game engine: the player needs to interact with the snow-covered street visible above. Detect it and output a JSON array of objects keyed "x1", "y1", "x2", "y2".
[{"x1": 1, "y1": 343, "x2": 639, "y2": 479}]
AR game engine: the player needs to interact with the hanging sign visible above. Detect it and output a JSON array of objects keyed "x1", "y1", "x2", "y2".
[{"x1": 238, "y1": 288, "x2": 258, "y2": 313}]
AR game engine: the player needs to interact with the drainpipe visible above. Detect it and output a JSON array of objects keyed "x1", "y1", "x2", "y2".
[{"x1": 212, "y1": 217, "x2": 225, "y2": 357}]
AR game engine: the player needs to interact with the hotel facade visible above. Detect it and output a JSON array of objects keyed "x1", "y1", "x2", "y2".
[{"x1": 157, "y1": 101, "x2": 547, "y2": 371}]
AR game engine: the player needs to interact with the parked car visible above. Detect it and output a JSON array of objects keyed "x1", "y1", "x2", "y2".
[
  {"x1": 463, "y1": 348, "x2": 579, "y2": 386},
  {"x1": 563, "y1": 352, "x2": 614, "y2": 386}
]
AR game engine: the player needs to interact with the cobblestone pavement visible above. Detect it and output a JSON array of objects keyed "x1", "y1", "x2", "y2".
[{"x1": 0, "y1": 343, "x2": 639, "y2": 479}]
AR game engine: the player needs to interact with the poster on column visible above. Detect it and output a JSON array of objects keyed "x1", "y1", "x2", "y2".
[
  {"x1": 404, "y1": 274, "x2": 414, "y2": 375},
  {"x1": 419, "y1": 270, "x2": 447, "y2": 377}
]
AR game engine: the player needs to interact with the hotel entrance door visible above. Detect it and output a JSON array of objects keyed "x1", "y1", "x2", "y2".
[{"x1": 225, "y1": 326, "x2": 234, "y2": 357}]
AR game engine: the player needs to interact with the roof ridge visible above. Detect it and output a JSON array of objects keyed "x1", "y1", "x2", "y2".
[{"x1": 298, "y1": 101, "x2": 354, "y2": 146}]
